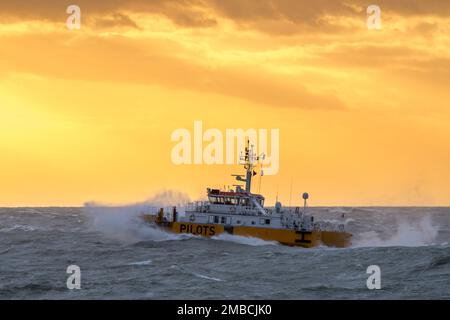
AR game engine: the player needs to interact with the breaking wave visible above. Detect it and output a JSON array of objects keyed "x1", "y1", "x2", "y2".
[
  {"x1": 0, "y1": 224, "x2": 38, "y2": 233},
  {"x1": 126, "y1": 260, "x2": 152, "y2": 266},
  {"x1": 317, "y1": 218, "x2": 355, "y2": 225},
  {"x1": 212, "y1": 233, "x2": 278, "y2": 246},
  {"x1": 170, "y1": 265, "x2": 224, "y2": 282},
  {"x1": 83, "y1": 205, "x2": 199, "y2": 244},
  {"x1": 84, "y1": 206, "x2": 179, "y2": 243},
  {"x1": 83, "y1": 189, "x2": 191, "y2": 243},
  {"x1": 192, "y1": 272, "x2": 224, "y2": 282},
  {"x1": 352, "y1": 215, "x2": 439, "y2": 248}
]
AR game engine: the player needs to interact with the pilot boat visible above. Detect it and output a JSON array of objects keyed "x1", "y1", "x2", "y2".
[{"x1": 142, "y1": 142, "x2": 351, "y2": 248}]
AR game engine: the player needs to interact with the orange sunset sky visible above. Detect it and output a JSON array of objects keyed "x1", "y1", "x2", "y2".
[{"x1": 1, "y1": 0, "x2": 450, "y2": 207}]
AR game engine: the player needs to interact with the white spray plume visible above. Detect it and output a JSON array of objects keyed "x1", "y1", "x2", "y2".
[
  {"x1": 353, "y1": 215, "x2": 439, "y2": 248},
  {"x1": 83, "y1": 189, "x2": 191, "y2": 243},
  {"x1": 140, "y1": 189, "x2": 191, "y2": 207}
]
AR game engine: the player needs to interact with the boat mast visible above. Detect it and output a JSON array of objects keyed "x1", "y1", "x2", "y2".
[
  {"x1": 239, "y1": 139, "x2": 263, "y2": 193},
  {"x1": 232, "y1": 140, "x2": 265, "y2": 193}
]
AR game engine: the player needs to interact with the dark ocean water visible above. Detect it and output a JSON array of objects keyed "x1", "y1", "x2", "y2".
[{"x1": 0, "y1": 206, "x2": 449, "y2": 299}]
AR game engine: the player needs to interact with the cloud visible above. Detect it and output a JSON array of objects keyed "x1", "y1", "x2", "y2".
[
  {"x1": 208, "y1": 0, "x2": 450, "y2": 19},
  {"x1": 93, "y1": 13, "x2": 141, "y2": 30},
  {"x1": 0, "y1": 0, "x2": 449, "y2": 110},
  {"x1": 0, "y1": 32, "x2": 344, "y2": 110},
  {"x1": 0, "y1": 0, "x2": 217, "y2": 28},
  {"x1": 0, "y1": 1, "x2": 354, "y2": 35},
  {"x1": 2, "y1": 1, "x2": 450, "y2": 32}
]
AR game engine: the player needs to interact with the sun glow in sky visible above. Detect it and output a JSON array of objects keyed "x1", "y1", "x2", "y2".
[{"x1": 1, "y1": 1, "x2": 450, "y2": 206}]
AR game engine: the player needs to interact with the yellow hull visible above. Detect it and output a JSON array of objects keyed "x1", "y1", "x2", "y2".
[{"x1": 143, "y1": 216, "x2": 351, "y2": 248}]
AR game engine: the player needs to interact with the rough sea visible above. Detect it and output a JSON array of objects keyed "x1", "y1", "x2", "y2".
[{"x1": 1, "y1": 206, "x2": 449, "y2": 299}]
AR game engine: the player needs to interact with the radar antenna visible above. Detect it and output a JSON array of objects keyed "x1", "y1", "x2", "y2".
[{"x1": 301, "y1": 192, "x2": 309, "y2": 219}]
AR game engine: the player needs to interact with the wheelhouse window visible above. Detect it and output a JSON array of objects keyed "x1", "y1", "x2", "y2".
[
  {"x1": 209, "y1": 196, "x2": 225, "y2": 204},
  {"x1": 221, "y1": 216, "x2": 227, "y2": 224},
  {"x1": 240, "y1": 198, "x2": 249, "y2": 206}
]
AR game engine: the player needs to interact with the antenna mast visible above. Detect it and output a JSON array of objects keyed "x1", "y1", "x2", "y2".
[
  {"x1": 289, "y1": 177, "x2": 293, "y2": 207},
  {"x1": 237, "y1": 139, "x2": 264, "y2": 193}
]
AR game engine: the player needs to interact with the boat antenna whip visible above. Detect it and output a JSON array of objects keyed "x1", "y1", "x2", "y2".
[{"x1": 289, "y1": 177, "x2": 293, "y2": 207}]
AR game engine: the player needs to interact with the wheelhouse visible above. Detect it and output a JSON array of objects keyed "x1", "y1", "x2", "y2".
[{"x1": 207, "y1": 188, "x2": 265, "y2": 207}]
